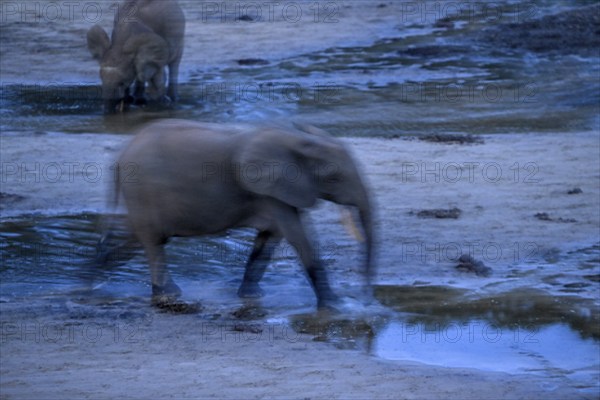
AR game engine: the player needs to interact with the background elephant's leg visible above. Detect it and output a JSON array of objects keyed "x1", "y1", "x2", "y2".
[
  {"x1": 133, "y1": 80, "x2": 146, "y2": 105},
  {"x1": 238, "y1": 231, "x2": 280, "y2": 298},
  {"x1": 147, "y1": 69, "x2": 166, "y2": 102},
  {"x1": 275, "y1": 208, "x2": 338, "y2": 307},
  {"x1": 167, "y1": 61, "x2": 179, "y2": 101},
  {"x1": 142, "y1": 240, "x2": 181, "y2": 303},
  {"x1": 123, "y1": 86, "x2": 135, "y2": 105}
]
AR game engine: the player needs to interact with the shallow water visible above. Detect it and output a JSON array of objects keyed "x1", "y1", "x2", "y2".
[
  {"x1": 1, "y1": 214, "x2": 598, "y2": 394},
  {"x1": 376, "y1": 320, "x2": 599, "y2": 393}
]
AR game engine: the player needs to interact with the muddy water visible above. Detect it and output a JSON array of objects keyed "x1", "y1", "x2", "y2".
[
  {"x1": 1, "y1": 0, "x2": 599, "y2": 394},
  {"x1": 1, "y1": 214, "x2": 598, "y2": 393}
]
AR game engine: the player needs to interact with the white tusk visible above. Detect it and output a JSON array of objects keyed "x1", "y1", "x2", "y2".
[{"x1": 340, "y1": 207, "x2": 364, "y2": 242}]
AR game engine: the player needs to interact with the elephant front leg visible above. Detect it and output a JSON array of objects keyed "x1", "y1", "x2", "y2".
[
  {"x1": 274, "y1": 207, "x2": 338, "y2": 308},
  {"x1": 132, "y1": 80, "x2": 147, "y2": 106},
  {"x1": 146, "y1": 69, "x2": 167, "y2": 104},
  {"x1": 143, "y1": 242, "x2": 181, "y2": 305},
  {"x1": 238, "y1": 231, "x2": 279, "y2": 298}
]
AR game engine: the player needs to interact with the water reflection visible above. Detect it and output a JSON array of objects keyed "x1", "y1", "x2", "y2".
[
  {"x1": 375, "y1": 320, "x2": 599, "y2": 394},
  {"x1": 374, "y1": 285, "x2": 600, "y2": 340}
]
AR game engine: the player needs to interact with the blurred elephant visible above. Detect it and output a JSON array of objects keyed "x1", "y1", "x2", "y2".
[
  {"x1": 100, "y1": 120, "x2": 375, "y2": 308},
  {"x1": 87, "y1": 0, "x2": 185, "y2": 113}
]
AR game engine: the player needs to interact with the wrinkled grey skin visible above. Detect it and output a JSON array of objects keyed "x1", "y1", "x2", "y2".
[
  {"x1": 102, "y1": 119, "x2": 374, "y2": 308},
  {"x1": 87, "y1": 0, "x2": 185, "y2": 113}
]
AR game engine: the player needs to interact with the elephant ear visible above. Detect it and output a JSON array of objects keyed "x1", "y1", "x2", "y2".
[
  {"x1": 87, "y1": 25, "x2": 110, "y2": 61},
  {"x1": 235, "y1": 131, "x2": 319, "y2": 209},
  {"x1": 123, "y1": 33, "x2": 169, "y2": 81}
]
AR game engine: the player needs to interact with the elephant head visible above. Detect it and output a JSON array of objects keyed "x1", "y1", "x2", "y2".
[
  {"x1": 235, "y1": 125, "x2": 375, "y2": 283},
  {"x1": 87, "y1": 24, "x2": 170, "y2": 113}
]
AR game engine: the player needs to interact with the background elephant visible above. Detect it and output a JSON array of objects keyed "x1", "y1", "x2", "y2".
[
  {"x1": 87, "y1": 0, "x2": 185, "y2": 113},
  {"x1": 101, "y1": 119, "x2": 374, "y2": 308}
]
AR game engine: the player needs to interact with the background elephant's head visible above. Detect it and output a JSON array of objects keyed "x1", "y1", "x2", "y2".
[
  {"x1": 87, "y1": 24, "x2": 169, "y2": 113},
  {"x1": 235, "y1": 126, "x2": 375, "y2": 282}
]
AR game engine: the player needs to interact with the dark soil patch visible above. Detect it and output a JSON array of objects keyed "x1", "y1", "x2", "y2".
[
  {"x1": 479, "y1": 4, "x2": 600, "y2": 56},
  {"x1": 237, "y1": 58, "x2": 269, "y2": 66},
  {"x1": 534, "y1": 212, "x2": 577, "y2": 223},
  {"x1": 419, "y1": 134, "x2": 484, "y2": 145},
  {"x1": 455, "y1": 254, "x2": 492, "y2": 277},
  {"x1": 412, "y1": 207, "x2": 462, "y2": 219}
]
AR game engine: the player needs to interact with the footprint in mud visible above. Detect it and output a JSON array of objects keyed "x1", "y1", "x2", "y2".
[
  {"x1": 534, "y1": 212, "x2": 577, "y2": 223},
  {"x1": 410, "y1": 207, "x2": 462, "y2": 219},
  {"x1": 154, "y1": 301, "x2": 203, "y2": 314},
  {"x1": 231, "y1": 304, "x2": 268, "y2": 320}
]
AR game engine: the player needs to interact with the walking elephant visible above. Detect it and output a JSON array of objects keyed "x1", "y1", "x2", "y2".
[
  {"x1": 100, "y1": 120, "x2": 374, "y2": 308},
  {"x1": 86, "y1": 0, "x2": 185, "y2": 113}
]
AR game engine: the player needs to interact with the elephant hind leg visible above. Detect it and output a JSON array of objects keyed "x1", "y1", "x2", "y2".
[
  {"x1": 238, "y1": 230, "x2": 280, "y2": 298},
  {"x1": 139, "y1": 236, "x2": 181, "y2": 305},
  {"x1": 95, "y1": 231, "x2": 141, "y2": 270}
]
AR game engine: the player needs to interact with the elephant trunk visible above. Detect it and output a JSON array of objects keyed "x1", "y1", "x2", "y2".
[
  {"x1": 349, "y1": 185, "x2": 374, "y2": 286},
  {"x1": 358, "y1": 200, "x2": 374, "y2": 286}
]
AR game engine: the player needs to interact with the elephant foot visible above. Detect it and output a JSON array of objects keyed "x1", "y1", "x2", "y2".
[
  {"x1": 237, "y1": 283, "x2": 265, "y2": 298},
  {"x1": 151, "y1": 280, "x2": 182, "y2": 306},
  {"x1": 316, "y1": 289, "x2": 340, "y2": 310}
]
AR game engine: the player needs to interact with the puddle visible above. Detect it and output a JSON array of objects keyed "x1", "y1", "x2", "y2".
[
  {"x1": 284, "y1": 285, "x2": 600, "y2": 395},
  {"x1": 373, "y1": 285, "x2": 600, "y2": 339},
  {"x1": 375, "y1": 320, "x2": 599, "y2": 391}
]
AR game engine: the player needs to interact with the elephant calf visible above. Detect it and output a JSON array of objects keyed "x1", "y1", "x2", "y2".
[
  {"x1": 87, "y1": 0, "x2": 185, "y2": 113},
  {"x1": 101, "y1": 120, "x2": 374, "y2": 308}
]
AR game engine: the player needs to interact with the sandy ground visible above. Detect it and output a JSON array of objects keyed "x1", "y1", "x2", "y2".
[
  {"x1": 1, "y1": 130, "x2": 598, "y2": 399},
  {"x1": 0, "y1": 304, "x2": 588, "y2": 400}
]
